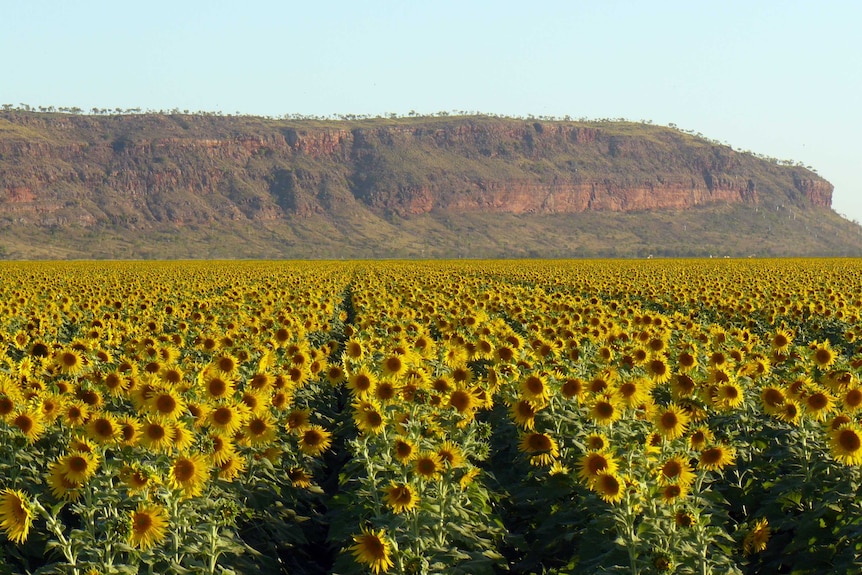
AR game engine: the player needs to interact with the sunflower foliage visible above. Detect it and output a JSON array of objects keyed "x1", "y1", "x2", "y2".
[{"x1": 0, "y1": 259, "x2": 861, "y2": 574}]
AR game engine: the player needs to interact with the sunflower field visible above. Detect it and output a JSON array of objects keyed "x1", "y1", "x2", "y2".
[{"x1": 1, "y1": 259, "x2": 862, "y2": 575}]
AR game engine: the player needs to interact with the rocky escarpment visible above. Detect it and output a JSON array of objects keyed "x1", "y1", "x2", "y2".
[{"x1": 0, "y1": 112, "x2": 833, "y2": 230}]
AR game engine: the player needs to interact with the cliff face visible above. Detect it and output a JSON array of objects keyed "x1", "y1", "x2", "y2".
[{"x1": 0, "y1": 112, "x2": 833, "y2": 231}]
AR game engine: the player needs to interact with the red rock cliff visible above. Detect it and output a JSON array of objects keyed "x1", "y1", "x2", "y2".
[{"x1": 0, "y1": 112, "x2": 833, "y2": 227}]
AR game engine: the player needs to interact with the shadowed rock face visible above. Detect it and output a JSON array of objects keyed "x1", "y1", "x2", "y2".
[{"x1": 0, "y1": 112, "x2": 833, "y2": 229}]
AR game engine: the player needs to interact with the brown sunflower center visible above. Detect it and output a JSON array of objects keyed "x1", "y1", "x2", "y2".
[
  {"x1": 661, "y1": 412, "x2": 679, "y2": 429},
  {"x1": 807, "y1": 393, "x2": 829, "y2": 410},
  {"x1": 839, "y1": 429, "x2": 861, "y2": 452},
  {"x1": 449, "y1": 390, "x2": 472, "y2": 412},
  {"x1": 94, "y1": 418, "x2": 114, "y2": 437},
  {"x1": 303, "y1": 429, "x2": 323, "y2": 446},
  {"x1": 14, "y1": 414, "x2": 34, "y2": 433},
  {"x1": 173, "y1": 459, "x2": 196, "y2": 482},
  {"x1": 249, "y1": 418, "x2": 267, "y2": 435},
  {"x1": 208, "y1": 378, "x2": 227, "y2": 397},
  {"x1": 662, "y1": 460, "x2": 682, "y2": 478},
  {"x1": 68, "y1": 455, "x2": 89, "y2": 473},
  {"x1": 588, "y1": 455, "x2": 609, "y2": 474},
  {"x1": 133, "y1": 513, "x2": 153, "y2": 533},
  {"x1": 212, "y1": 407, "x2": 233, "y2": 426},
  {"x1": 595, "y1": 401, "x2": 614, "y2": 419}
]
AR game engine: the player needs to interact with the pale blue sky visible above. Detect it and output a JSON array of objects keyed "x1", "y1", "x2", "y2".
[{"x1": 4, "y1": 0, "x2": 861, "y2": 223}]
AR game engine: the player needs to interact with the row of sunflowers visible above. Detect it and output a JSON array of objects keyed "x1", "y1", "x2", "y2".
[{"x1": 1, "y1": 259, "x2": 861, "y2": 574}]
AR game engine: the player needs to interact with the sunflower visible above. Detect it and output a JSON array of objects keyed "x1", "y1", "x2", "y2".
[
  {"x1": 829, "y1": 413, "x2": 853, "y2": 432},
  {"x1": 349, "y1": 526, "x2": 394, "y2": 574},
  {"x1": 139, "y1": 417, "x2": 175, "y2": 453},
  {"x1": 653, "y1": 403, "x2": 690, "y2": 440},
  {"x1": 287, "y1": 467, "x2": 313, "y2": 488},
  {"x1": 811, "y1": 340, "x2": 837, "y2": 369},
  {"x1": 0, "y1": 489, "x2": 32, "y2": 544},
  {"x1": 39, "y1": 393, "x2": 65, "y2": 424},
  {"x1": 120, "y1": 464, "x2": 160, "y2": 494},
  {"x1": 803, "y1": 388, "x2": 836, "y2": 421},
  {"x1": 412, "y1": 333, "x2": 436, "y2": 358},
  {"x1": 437, "y1": 440, "x2": 465, "y2": 468},
  {"x1": 743, "y1": 518, "x2": 771, "y2": 555},
  {"x1": 671, "y1": 374, "x2": 698, "y2": 400},
  {"x1": 713, "y1": 382, "x2": 745, "y2": 410},
  {"x1": 270, "y1": 389, "x2": 292, "y2": 411},
  {"x1": 212, "y1": 353, "x2": 240, "y2": 377},
  {"x1": 675, "y1": 511, "x2": 696, "y2": 528},
  {"x1": 61, "y1": 400, "x2": 90, "y2": 428},
  {"x1": 520, "y1": 373, "x2": 550, "y2": 405},
  {"x1": 207, "y1": 402, "x2": 251, "y2": 436},
  {"x1": 205, "y1": 433, "x2": 236, "y2": 466},
  {"x1": 84, "y1": 412, "x2": 119, "y2": 444},
  {"x1": 202, "y1": 373, "x2": 236, "y2": 401},
  {"x1": 591, "y1": 471, "x2": 625, "y2": 504},
  {"x1": 168, "y1": 453, "x2": 210, "y2": 498},
  {"x1": 344, "y1": 338, "x2": 365, "y2": 361},
  {"x1": 657, "y1": 455, "x2": 695, "y2": 487},
  {"x1": 507, "y1": 399, "x2": 537, "y2": 430},
  {"x1": 322, "y1": 364, "x2": 345, "y2": 387},
  {"x1": 830, "y1": 423, "x2": 862, "y2": 465},
  {"x1": 146, "y1": 387, "x2": 187, "y2": 420},
  {"x1": 588, "y1": 395, "x2": 622, "y2": 426},
  {"x1": 585, "y1": 432, "x2": 611, "y2": 452},
  {"x1": 760, "y1": 386, "x2": 786, "y2": 415},
  {"x1": 414, "y1": 451, "x2": 444, "y2": 481},
  {"x1": 112, "y1": 414, "x2": 140, "y2": 447},
  {"x1": 842, "y1": 387, "x2": 862, "y2": 412},
  {"x1": 578, "y1": 451, "x2": 619, "y2": 485},
  {"x1": 676, "y1": 348, "x2": 699, "y2": 372},
  {"x1": 519, "y1": 431, "x2": 560, "y2": 466},
  {"x1": 55, "y1": 349, "x2": 86, "y2": 375},
  {"x1": 383, "y1": 482, "x2": 418, "y2": 514},
  {"x1": 298, "y1": 425, "x2": 332, "y2": 456},
  {"x1": 353, "y1": 401, "x2": 386, "y2": 435},
  {"x1": 646, "y1": 356, "x2": 672, "y2": 384},
  {"x1": 380, "y1": 353, "x2": 409, "y2": 379},
  {"x1": 743, "y1": 354, "x2": 771, "y2": 379},
  {"x1": 68, "y1": 434, "x2": 98, "y2": 455},
  {"x1": 0, "y1": 390, "x2": 20, "y2": 421},
  {"x1": 560, "y1": 377, "x2": 587, "y2": 401},
  {"x1": 431, "y1": 374, "x2": 455, "y2": 395},
  {"x1": 347, "y1": 367, "x2": 377, "y2": 399},
  {"x1": 159, "y1": 365, "x2": 185, "y2": 387},
  {"x1": 660, "y1": 483, "x2": 689, "y2": 504},
  {"x1": 697, "y1": 444, "x2": 736, "y2": 472},
  {"x1": 373, "y1": 379, "x2": 400, "y2": 403},
  {"x1": 47, "y1": 461, "x2": 82, "y2": 501},
  {"x1": 128, "y1": 503, "x2": 169, "y2": 550},
  {"x1": 248, "y1": 371, "x2": 274, "y2": 393},
  {"x1": 11, "y1": 407, "x2": 45, "y2": 444},
  {"x1": 448, "y1": 387, "x2": 480, "y2": 418},
  {"x1": 57, "y1": 451, "x2": 100, "y2": 484},
  {"x1": 775, "y1": 399, "x2": 802, "y2": 425},
  {"x1": 770, "y1": 329, "x2": 794, "y2": 352},
  {"x1": 244, "y1": 412, "x2": 278, "y2": 446},
  {"x1": 393, "y1": 437, "x2": 417, "y2": 464},
  {"x1": 688, "y1": 426, "x2": 713, "y2": 451},
  {"x1": 217, "y1": 452, "x2": 247, "y2": 481},
  {"x1": 285, "y1": 408, "x2": 311, "y2": 433},
  {"x1": 170, "y1": 421, "x2": 195, "y2": 452},
  {"x1": 617, "y1": 377, "x2": 651, "y2": 408}
]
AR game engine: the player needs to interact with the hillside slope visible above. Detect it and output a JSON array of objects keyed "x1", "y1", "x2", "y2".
[{"x1": 0, "y1": 111, "x2": 859, "y2": 259}]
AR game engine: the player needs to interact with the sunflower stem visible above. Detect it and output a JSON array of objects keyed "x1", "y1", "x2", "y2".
[
  {"x1": 208, "y1": 523, "x2": 219, "y2": 574},
  {"x1": 362, "y1": 436, "x2": 383, "y2": 520},
  {"x1": 437, "y1": 478, "x2": 448, "y2": 547},
  {"x1": 36, "y1": 499, "x2": 78, "y2": 572}
]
